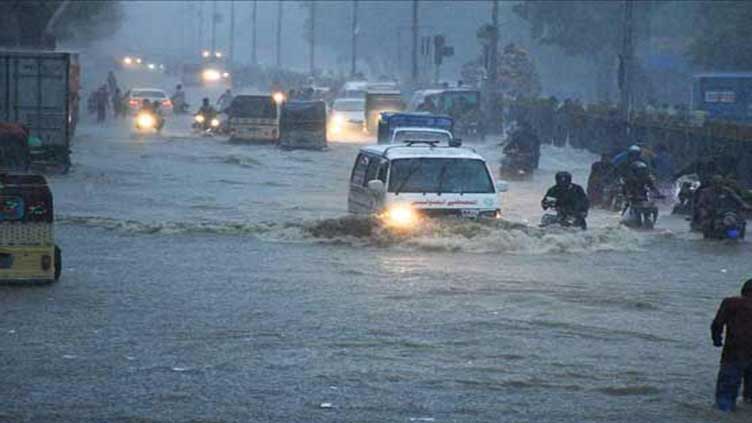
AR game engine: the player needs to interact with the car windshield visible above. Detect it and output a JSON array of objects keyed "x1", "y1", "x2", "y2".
[
  {"x1": 388, "y1": 158, "x2": 494, "y2": 194},
  {"x1": 333, "y1": 99, "x2": 365, "y2": 112},
  {"x1": 393, "y1": 131, "x2": 450, "y2": 144},
  {"x1": 368, "y1": 94, "x2": 403, "y2": 109},
  {"x1": 132, "y1": 90, "x2": 166, "y2": 99},
  {"x1": 230, "y1": 96, "x2": 277, "y2": 118}
]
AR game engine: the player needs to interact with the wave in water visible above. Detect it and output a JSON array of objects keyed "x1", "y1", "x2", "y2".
[{"x1": 60, "y1": 214, "x2": 647, "y2": 255}]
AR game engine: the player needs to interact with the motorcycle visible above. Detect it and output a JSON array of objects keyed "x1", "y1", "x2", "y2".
[
  {"x1": 540, "y1": 197, "x2": 587, "y2": 229},
  {"x1": 134, "y1": 110, "x2": 163, "y2": 134},
  {"x1": 604, "y1": 180, "x2": 625, "y2": 212},
  {"x1": 193, "y1": 112, "x2": 221, "y2": 135},
  {"x1": 499, "y1": 149, "x2": 535, "y2": 180},
  {"x1": 622, "y1": 196, "x2": 660, "y2": 230},
  {"x1": 703, "y1": 210, "x2": 747, "y2": 240}
]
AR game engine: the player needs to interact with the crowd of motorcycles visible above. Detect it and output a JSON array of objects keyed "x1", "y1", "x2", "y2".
[{"x1": 132, "y1": 91, "x2": 228, "y2": 137}]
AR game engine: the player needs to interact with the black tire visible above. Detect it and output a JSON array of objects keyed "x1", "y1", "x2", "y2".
[{"x1": 54, "y1": 245, "x2": 62, "y2": 281}]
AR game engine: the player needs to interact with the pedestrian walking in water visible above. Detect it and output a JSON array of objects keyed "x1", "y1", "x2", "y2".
[
  {"x1": 711, "y1": 279, "x2": 752, "y2": 411},
  {"x1": 95, "y1": 85, "x2": 109, "y2": 123},
  {"x1": 112, "y1": 88, "x2": 123, "y2": 118}
]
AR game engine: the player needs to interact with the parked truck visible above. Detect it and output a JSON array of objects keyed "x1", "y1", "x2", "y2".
[{"x1": 0, "y1": 50, "x2": 80, "y2": 173}]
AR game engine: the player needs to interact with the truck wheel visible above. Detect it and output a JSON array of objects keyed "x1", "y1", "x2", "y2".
[{"x1": 54, "y1": 245, "x2": 62, "y2": 281}]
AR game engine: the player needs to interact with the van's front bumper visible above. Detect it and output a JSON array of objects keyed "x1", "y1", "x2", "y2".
[{"x1": 417, "y1": 208, "x2": 501, "y2": 219}]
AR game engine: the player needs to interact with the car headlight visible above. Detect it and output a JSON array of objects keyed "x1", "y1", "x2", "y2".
[
  {"x1": 383, "y1": 205, "x2": 418, "y2": 228},
  {"x1": 137, "y1": 113, "x2": 155, "y2": 128},
  {"x1": 210, "y1": 118, "x2": 220, "y2": 127},
  {"x1": 273, "y1": 92, "x2": 286, "y2": 104},
  {"x1": 202, "y1": 69, "x2": 221, "y2": 81},
  {"x1": 332, "y1": 114, "x2": 345, "y2": 125},
  {"x1": 194, "y1": 114, "x2": 206, "y2": 123}
]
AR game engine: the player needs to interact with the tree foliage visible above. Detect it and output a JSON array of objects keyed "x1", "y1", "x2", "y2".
[
  {"x1": 0, "y1": 1, "x2": 123, "y2": 47},
  {"x1": 687, "y1": 1, "x2": 752, "y2": 70}
]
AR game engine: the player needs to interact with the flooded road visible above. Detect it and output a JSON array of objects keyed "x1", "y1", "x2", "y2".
[{"x1": 1, "y1": 109, "x2": 751, "y2": 422}]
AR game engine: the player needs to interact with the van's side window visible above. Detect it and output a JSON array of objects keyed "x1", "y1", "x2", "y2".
[
  {"x1": 350, "y1": 154, "x2": 369, "y2": 186},
  {"x1": 377, "y1": 161, "x2": 388, "y2": 183},
  {"x1": 364, "y1": 157, "x2": 381, "y2": 184}
]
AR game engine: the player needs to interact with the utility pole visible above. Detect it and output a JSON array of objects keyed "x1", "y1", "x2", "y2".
[
  {"x1": 229, "y1": 0, "x2": 235, "y2": 65},
  {"x1": 411, "y1": 0, "x2": 419, "y2": 86},
  {"x1": 620, "y1": 0, "x2": 634, "y2": 121},
  {"x1": 211, "y1": 0, "x2": 217, "y2": 53},
  {"x1": 276, "y1": 1, "x2": 283, "y2": 68},
  {"x1": 251, "y1": 0, "x2": 258, "y2": 65},
  {"x1": 483, "y1": 0, "x2": 499, "y2": 134},
  {"x1": 351, "y1": 0, "x2": 358, "y2": 77},
  {"x1": 198, "y1": 1, "x2": 204, "y2": 51},
  {"x1": 309, "y1": 1, "x2": 316, "y2": 75}
]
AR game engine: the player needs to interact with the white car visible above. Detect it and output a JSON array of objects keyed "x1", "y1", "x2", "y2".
[
  {"x1": 328, "y1": 97, "x2": 366, "y2": 136},
  {"x1": 348, "y1": 141, "x2": 508, "y2": 226},
  {"x1": 126, "y1": 88, "x2": 173, "y2": 114}
]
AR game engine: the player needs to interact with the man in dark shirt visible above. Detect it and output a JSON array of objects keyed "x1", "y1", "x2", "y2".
[
  {"x1": 587, "y1": 153, "x2": 615, "y2": 207},
  {"x1": 711, "y1": 279, "x2": 752, "y2": 411},
  {"x1": 541, "y1": 171, "x2": 589, "y2": 229}
]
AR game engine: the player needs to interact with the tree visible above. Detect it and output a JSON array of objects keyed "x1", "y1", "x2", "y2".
[
  {"x1": 461, "y1": 43, "x2": 541, "y2": 98},
  {"x1": 513, "y1": 1, "x2": 657, "y2": 102},
  {"x1": 688, "y1": 1, "x2": 752, "y2": 70},
  {"x1": 0, "y1": 1, "x2": 123, "y2": 48}
]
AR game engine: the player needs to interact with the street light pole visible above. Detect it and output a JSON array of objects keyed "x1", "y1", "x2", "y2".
[
  {"x1": 411, "y1": 0, "x2": 419, "y2": 86},
  {"x1": 620, "y1": 0, "x2": 634, "y2": 121},
  {"x1": 309, "y1": 1, "x2": 316, "y2": 75},
  {"x1": 351, "y1": 0, "x2": 358, "y2": 77},
  {"x1": 229, "y1": 0, "x2": 235, "y2": 65},
  {"x1": 276, "y1": 1, "x2": 283, "y2": 68},
  {"x1": 211, "y1": 0, "x2": 217, "y2": 53},
  {"x1": 251, "y1": 0, "x2": 258, "y2": 65},
  {"x1": 484, "y1": 0, "x2": 499, "y2": 133}
]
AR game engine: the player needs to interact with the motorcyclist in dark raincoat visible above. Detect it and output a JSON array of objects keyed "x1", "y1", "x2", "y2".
[
  {"x1": 504, "y1": 120, "x2": 541, "y2": 170},
  {"x1": 712, "y1": 279, "x2": 752, "y2": 411},
  {"x1": 541, "y1": 171, "x2": 589, "y2": 229},
  {"x1": 587, "y1": 153, "x2": 615, "y2": 208}
]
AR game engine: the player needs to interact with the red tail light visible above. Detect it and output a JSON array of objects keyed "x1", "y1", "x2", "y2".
[{"x1": 129, "y1": 99, "x2": 139, "y2": 106}]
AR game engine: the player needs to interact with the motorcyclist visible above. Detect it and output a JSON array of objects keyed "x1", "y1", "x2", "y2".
[
  {"x1": 696, "y1": 175, "x2": 751, "y2": 238},
  {"x1": 137, "y1": 99, "x2": 164, "y2": 131},
  {"x1": 504, "y1": 120, "x2": 541, "y2": 170},
  {"x1": 587, "y1": 152, "x2": 615, "y2": 208},
  {"x1": 171, "y1": 84, "x2": 187, "y2": 113},
  {"x1": 612, "y1": 144, "x2": 643, "y2": 179},
  {"x1": 622, "y1": 161, "x2": 662, "y2": 203},
  {"x1": 541, "y1": 171, "x2": 589, "y2": 229},
  {"x1": 195, "y1": 98, "x2": 218, "y2": 130},
  {"x1": 711, "y1": 279, "x2": 752, "y2": 411}
]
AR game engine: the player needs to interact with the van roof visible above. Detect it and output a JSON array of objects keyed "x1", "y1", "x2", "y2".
[{"x1": 360, "y1": 143, "x2": 484, "y2": 161}]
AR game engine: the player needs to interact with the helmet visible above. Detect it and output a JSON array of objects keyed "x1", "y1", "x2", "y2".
[
  {"x1": 555, "y1": 171, "x2": 572, "y2": 187},
  {"x1": 630, "y1": 160, "x2": 648, "y2": 172},
  {"x1": 202, "y1": 97, "x2": 209, "y2": 105},
  {"x1": 628, "y1": 144, "x2": 641, "y2": 160},
  {"x1": 628, "y1": 144, "x2": 641, "y2": 153}
]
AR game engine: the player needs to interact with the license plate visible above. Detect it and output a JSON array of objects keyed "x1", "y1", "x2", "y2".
[{"x1": 461, "y1": 209, "x2": 480, "y2": 218}]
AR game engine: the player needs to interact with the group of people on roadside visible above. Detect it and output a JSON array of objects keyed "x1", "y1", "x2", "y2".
[{"x1": 88, "y1": 71, "x2": 126, "y2": 123}]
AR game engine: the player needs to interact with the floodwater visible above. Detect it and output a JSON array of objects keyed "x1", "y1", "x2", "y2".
[{"x1": 0, "y1": 85, "x2": 750, "y2": 423}]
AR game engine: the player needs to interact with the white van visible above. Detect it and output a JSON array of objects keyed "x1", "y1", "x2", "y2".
[{"x1": 348, "y1": 142, "x2": 508, "y2": 226}]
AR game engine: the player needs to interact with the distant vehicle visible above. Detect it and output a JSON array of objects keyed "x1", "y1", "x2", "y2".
[
  {"x1": 340, "y1": 81, "x2": 369, "y2": 99},
  {"x1": 377, "y1": 112, "x2": 454, "y2": 144},
  {"x1": 227, "y1": 95, "x2": 279, "y2": 143},
  {"x1": 0, "y1": 174, "x2": 61, "y2": 283},
  {"x1": 279, "y1": 100, "x2": 327, "y2": 150},
  {"x1": 126, "y1": 89, "x2": 172, "y2": 115},
  {"x1": 408, "y1": 88, "x2": 483, "y2": 138},
  {"x1": 348, "y1": 141, "x2": 508, "y2": 227},
  {"x1": 365, "y1": 90, "x2": 405, "y2": 133},
  {"x1": 0, "y1": 50, "x2": 80, "y2": 174},
  {"x1": 692, "y1": 72, "x2": 752, "y2": 123},
  {"x1": 328, "y1": 98, "x2": 366, "y2": 137}
]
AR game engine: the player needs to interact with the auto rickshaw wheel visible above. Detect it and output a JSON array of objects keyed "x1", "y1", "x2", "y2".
[{"x1": 54, "y1": 245, "x2": 62, "y2": 281}]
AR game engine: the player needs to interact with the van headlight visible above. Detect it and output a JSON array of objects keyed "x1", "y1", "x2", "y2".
[
  {"x1": 210, "y1": 118, "x2": 221, "y2": 127},
  {"x1": 383, "y1": 205, "x2": 418, "y2": 228}
]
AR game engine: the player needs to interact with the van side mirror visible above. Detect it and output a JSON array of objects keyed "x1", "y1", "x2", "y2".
[
  {"x1": 367, "y1": 179, "x2": 385, "y2": 194},
  {"x1": 496, "y1": 180, "x2": 509, "y2": 193}
]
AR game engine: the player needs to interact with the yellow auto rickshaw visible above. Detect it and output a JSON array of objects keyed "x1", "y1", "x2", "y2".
[{"x1": 0, "y1": 174, "x2": 60, "y2": 283}]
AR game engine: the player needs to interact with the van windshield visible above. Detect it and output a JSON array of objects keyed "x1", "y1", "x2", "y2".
[
  {"x1": 388, "y1": 158, "x2": 494, "y2": 194},
  {"x1": 230, "y1": 96, "x2": 277, "y2": 118}
]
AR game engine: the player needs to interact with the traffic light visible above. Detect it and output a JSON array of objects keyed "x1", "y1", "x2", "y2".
[{"x1": 433, "y1": 35, "x2": 454, "y2": 66}]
